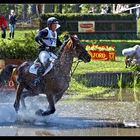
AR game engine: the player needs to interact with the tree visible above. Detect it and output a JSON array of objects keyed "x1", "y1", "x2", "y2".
[
  {"x1": 36, "y1": 4, "x2": 43, "y2": 16},
  {"x1": 31, "y1": 4, "x2": 37, "y2": 15},
  {"x1": 22, "y1": 4, "x2": 28, "y2": 20},
  {"x1": 58, "y1": 4, "x2": 62, "y2": 13},
  {"x1": 75, "y1": 4, "x2": 81, "y2": 13}
]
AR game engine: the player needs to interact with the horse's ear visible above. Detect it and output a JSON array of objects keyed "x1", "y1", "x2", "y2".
[
  {"x1": 70, "y1": 34, "x2": 78, "y2": 42},
  {"x1": 70, "y1": 34, "x2": 74, "y2": 42}
]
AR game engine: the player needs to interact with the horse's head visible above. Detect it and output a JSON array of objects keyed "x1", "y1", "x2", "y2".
[{"x1": 69, "y1": 34, "x2": 91, "y2": 62}]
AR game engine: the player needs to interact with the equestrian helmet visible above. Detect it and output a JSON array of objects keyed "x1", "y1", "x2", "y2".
[{"x1": 47, "y1": 17, "x2": 59, "y2": 26}]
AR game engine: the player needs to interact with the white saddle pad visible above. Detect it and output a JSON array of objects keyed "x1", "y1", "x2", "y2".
[
  {"x1": 29, "y1": 62, "x2": 54, "y2": 76},
  {"x1": 29, "y1": 63, "x2": 39, "y2": 75}
]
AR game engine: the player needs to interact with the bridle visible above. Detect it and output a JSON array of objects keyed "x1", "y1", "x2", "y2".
[
  {"x1": 70, "y1": 60, "x2": 82, "y2": 77},
  {"x1": 70, "y1": 35, "x2": 84, "y2": 77}
]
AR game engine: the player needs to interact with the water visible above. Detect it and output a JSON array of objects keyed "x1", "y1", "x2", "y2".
[{"x1": 0, "y1": 90, "x2": 140, "y2": 136}]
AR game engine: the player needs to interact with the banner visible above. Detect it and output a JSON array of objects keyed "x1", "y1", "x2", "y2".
[
  {"x1": 88, "y1": 50, "x2": 116, "y2": 61},
  {"x1": 78, "y1": 21, "x2": 95, "y2": 32}
]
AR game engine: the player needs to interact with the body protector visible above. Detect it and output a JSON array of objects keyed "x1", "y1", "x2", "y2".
[
  {"x1": 36, "y1": 27, "x2": 58, "y2": 66},
  {"x1": 39, "y1": 27, "x2": 57, "y2": 48},
  {"x1": 36, "y1": 27, "x2": 60, "y2": 55}
]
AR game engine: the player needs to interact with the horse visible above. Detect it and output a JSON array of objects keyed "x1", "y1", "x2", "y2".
[{"x1": 7, "y1": 34, "x2": 91, "y2": 116}]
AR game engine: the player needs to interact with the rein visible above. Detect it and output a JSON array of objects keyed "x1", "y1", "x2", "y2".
[
  {"x1": 70, "y1": 36, "x2": 83, "y2": 77},
  {"x1": 70, "y1": 59, "x2": 82, "y2": 77}
]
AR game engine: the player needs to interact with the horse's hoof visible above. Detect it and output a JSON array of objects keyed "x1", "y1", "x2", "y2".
[
  {"x1": 35, "y1": 109, "x2": 44, "y2": 116},
  {"x1": 13, "y1": 103, "x2": 19, "y2": 112}
]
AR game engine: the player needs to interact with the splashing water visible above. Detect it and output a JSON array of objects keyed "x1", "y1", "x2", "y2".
[
  {"x1": 0, "y1": 103, "x2": 17, "y2": 124},
  {"x1": 0, "y1": 91, "x2": 53, "y2": 125}
]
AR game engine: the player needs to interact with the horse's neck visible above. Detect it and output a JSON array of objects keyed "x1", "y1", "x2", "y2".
[{"x1": 59, "y1": 41, "x2": 74, "y2": 76}]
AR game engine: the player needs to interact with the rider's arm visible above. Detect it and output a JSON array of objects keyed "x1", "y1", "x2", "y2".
[
  {"x1": 56, "y1": 37, "x2": 62, "y2": 47},
  {"x1": 35, "y1": 28, "x2": 48, "y2": 47}
]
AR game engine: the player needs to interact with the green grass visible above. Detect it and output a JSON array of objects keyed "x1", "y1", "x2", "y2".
[
  {"x1": 6, "y1": 29, "x2": 37, "y2": 43},
  {"x1": 68, "y1": 56, "x2": 132, "y2": 100},
  {"x1": 74, "y1": 56, "x2": 131, "y2": 75},
  {"x1": 67, "y1": 78, "x2": 111, "y2": 100}
]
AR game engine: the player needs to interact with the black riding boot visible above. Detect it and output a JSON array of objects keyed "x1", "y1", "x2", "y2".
[
  {"x1": 32, "y1": 65, "x2": 45, "y2": 87},
  {"x1": 33, "y1": 76, "x2": 43, "y2": 86}
]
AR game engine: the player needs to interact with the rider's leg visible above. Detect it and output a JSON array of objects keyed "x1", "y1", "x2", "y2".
[
  {"x1": 32, "y1": 63, "x2": 45, "y2": 86},
  {"x1": 32, "y1": 50, "x2": 51, "y2": 86}
]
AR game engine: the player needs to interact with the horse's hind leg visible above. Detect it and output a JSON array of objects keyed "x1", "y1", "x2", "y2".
[
  {"x1": 14, "y1": 83, "x2": 24, "y2": 112},
  {"x1": 36, "y1": 93, "x2": 55, "y2": 116}
]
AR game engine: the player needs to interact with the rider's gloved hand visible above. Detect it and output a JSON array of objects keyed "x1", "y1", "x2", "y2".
[{"x1": 46, "y1": 46, "x2": 50, "y2": 51}]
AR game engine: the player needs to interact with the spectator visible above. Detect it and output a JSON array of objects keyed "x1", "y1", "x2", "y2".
[
  {"x1": 0, "y1": 14, "x2": 7, "y2": 38},
  {"x1": 9, "y1": 10, "x2": 17, "y2": 39}
]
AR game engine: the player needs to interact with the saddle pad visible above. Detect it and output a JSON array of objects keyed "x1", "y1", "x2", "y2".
[
  {"x1": 29, "y1": 62, "x2": 54, "y2": 76},
  {"x1": 29, "y1": 64, "x2": 39, "y2": 75}
]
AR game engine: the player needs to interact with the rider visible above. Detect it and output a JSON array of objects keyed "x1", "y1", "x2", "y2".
[{"x1": 33, "y1": 17, "x2": 63, "y2": 86}]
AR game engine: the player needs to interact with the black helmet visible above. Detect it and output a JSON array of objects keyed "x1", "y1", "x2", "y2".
[{"x1": 47, "y1": 17, "x2": 59, "y2": 26}]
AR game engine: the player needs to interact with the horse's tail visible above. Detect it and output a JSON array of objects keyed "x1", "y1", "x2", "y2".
[{"x1": 0, "y1": 64, "x2": 18, "y2": 87}]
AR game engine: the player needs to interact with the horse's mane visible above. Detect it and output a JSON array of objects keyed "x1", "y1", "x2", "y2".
[{"x1": 41, "y1": 35, "x2": 75, "y2": 79}]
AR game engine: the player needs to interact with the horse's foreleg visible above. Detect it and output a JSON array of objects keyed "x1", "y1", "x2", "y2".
[
  {"x1": 36, "y1": 93, "x2": 55, "y2": 116},
  {"x1": 54, "y1": 92, "x2": 64, "y2": 103},
  {"x1": 14, "y1": 83, "x2": 24, "y2": 112},
  {"x1": 20, "y1": 91, "x2": 30, "y2": 109},
  {"x1": 20, "y1": 90, "x2": 38, "y2": 109}
]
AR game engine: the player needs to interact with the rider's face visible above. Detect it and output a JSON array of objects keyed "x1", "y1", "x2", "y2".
[{"x1": 51, "y1": 23, "x2": 57, "y2": 31}]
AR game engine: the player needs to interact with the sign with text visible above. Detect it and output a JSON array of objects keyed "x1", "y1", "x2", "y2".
[
  {"x1": 88, "y1": 50, "x2": 116, "y2": 61},
  {"x1": 78, "y1": 21, "x2": 95, "y2": 32}
]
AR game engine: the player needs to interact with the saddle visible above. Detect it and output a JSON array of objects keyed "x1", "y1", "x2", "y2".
[{"x1": 29, "y1": 51, "x2": 57, "y2": 76}]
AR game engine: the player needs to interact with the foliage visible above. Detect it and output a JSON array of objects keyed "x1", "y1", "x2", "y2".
[
  {"x1": 129, "y1": 64, "x2": 140, "y2": 72},
  {"x1": 86, "y1": 44, "x2": 115, "y2": 52},
  {"x1": 80, "y1": 4, "x2": 91, "y2": 13},
  {"x1": 62, "y1": 4, "x2": 77, "y2": 13},
  {"x1": 40, "y1": 13, "x2": 136, "y2": 40},
  {"x1": 0, "y1": 39, "x2": 20, "y2": 59},
  {"x1": 0, "y1": 31, "x2": 38, "y2": 60},
  {"x1": 58, "y1": 31, "x2": 69, "y2": 42}
]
